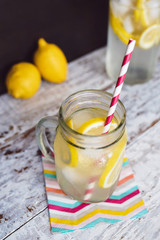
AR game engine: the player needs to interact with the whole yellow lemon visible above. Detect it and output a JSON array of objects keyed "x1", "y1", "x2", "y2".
[
  {"x1": 33, "y1": 38, "x2": 67, "y2": 83},
  {"x1": 6, "y1": 62, "x2": 41, "y2": 99}
]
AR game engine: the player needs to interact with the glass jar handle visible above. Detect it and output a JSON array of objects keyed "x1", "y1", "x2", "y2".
[{"x1": 36, "y1": 116, "x2": 58, "y2": 162}]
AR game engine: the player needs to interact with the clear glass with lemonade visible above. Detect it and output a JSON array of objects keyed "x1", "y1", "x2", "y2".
[
  {"x1": 36, "y1": 90, "x2": 127, "y2": 203},
  {"x1": 106, "y1": 0, "x2": 160, "y2": 84}
]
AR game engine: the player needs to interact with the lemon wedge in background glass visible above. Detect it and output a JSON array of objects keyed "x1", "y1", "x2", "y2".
[
  {"x1": 134, "y1": 0, "x2": 148, "y2": 27},
  {"x1": 134, "y1": 0, "x2": 160, "y2": 27},
  {"x1": 139, "y1": 24, "x2": 160, "y2": 49},
  {"x1": 110, "y1": 11, "x2": 139, "y2": 45},
  {"x1": 6, "y1": 62, "x2": 41, "y2": 99}
]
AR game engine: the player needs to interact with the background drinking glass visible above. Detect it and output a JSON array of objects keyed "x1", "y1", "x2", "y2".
[{"x1": 106, "y1": 0, "x2": 160, "y2": 84}]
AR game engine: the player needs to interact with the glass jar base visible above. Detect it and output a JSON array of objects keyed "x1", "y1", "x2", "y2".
[{"x1": 58, "y1": 176, "x2": 120, "y2": 203}]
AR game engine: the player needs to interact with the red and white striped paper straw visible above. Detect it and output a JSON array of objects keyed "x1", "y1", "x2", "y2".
[
  {"x1": 103, "y1": 39, "x2": 136, "y2": 134},
  {"x1": 83, "y1": 39, "x2": 136, "y2": 202},
  {"x1": 83, "y1": 176, "x2": 97, "y2": 201}
]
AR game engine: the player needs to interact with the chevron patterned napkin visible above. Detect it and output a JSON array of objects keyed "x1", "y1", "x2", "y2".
[{"x1": 42, "y1": 156, "x2": 147, "y2": 233}]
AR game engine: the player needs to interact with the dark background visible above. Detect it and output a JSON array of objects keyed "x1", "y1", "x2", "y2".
[{"x1": 0, "y1": 0, "x2": 109, "y2": 95}]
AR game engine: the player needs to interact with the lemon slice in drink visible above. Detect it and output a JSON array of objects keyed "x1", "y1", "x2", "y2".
[
  {"x1": 65, "y1": 118, "x2": 106, "y2": 167},
  {"x1": 67, "y1": 119, "x2": 74, "y2": 129},
  {"x1": 66, "y1": 117, "x2": 118, "y2": 167},
  {"x1": 78, "y1": 117, "x2": 106, "y2": 135},
  {"x1": 66, "y1": 119, "x2": 78, "y2": 167},
  {"x1": 78, "y1": 117, "x2": 117, "y2": 135},
  {"x1": 98, "y1": 144, "x2": 126, "y2": 188},
  {"x1": 139, "y1": 24, "x2": 160, "y2": 49},
  {"x1": 98, "y1": 131, "x2": 127, "y2": 188},
  {"x1": 78, "y1": 117, "x2": 127, "y2": 188}
]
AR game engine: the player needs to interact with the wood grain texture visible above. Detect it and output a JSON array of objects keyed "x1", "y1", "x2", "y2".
[{"x1": 0, "y1": 48, "x2": 160, "y2": 239}]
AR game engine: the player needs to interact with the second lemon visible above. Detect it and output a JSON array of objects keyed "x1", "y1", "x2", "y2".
[{"x1": 33, "y1": 38, "x2": 67, "y2": 83}]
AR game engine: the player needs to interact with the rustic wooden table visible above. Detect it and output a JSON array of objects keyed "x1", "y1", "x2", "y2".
[{"x1": 0, "y1": 48, "x2": 160, "y2": 240}]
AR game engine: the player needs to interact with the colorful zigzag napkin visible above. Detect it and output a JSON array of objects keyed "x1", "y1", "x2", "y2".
[{"x1": 42, "y1": 156, "x2": 147, "y2": 233}]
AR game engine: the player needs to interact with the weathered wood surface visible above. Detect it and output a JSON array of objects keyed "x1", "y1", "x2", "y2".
[{"x1": 0, "y1": 48, "x2": 160, "y2": 240}]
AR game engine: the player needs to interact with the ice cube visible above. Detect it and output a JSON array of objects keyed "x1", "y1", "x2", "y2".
[
  {"x1": 111, "y1": 1, "x2": 127, "y2": 18},
  {"x1": 111, "y1": 0, "x2": 135, "y2": 18},
  {"x1": 77, "y1": 148, "x2": 111, "y2": 176},
  {"x1": 145, "y1": 0, "x2": 160, "y2": 25},
  {"x1": 146, "y1": 0, "x2": 159, "y2": 8},
  {"x1": 123, "y1": 15, "x2": 135, "y2": 33},
  {"x1": 62, "y1": 166, "x2": 86, "y2": 184},
  {"x1": 120, "y1": 0, "x2": 135, "y2": 6},
  {"x1": 149, "y1": 8, "x2": 160, "y2": 24}
]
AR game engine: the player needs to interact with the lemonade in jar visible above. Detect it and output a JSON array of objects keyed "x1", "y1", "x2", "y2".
[
  {"x1": 36, "y1": 90, "x2": 127, "y2": 203},
  {"x1": 106, "y1": 0, "x2": 160, "y2": 84}
]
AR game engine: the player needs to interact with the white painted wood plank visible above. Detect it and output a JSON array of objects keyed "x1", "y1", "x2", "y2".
[
  {"x1": 4, "y1": 121, "x2": 160, "y2": 240},
  {"x1": 0, "y1": 130, "x2": 47, "y2": 239}
]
